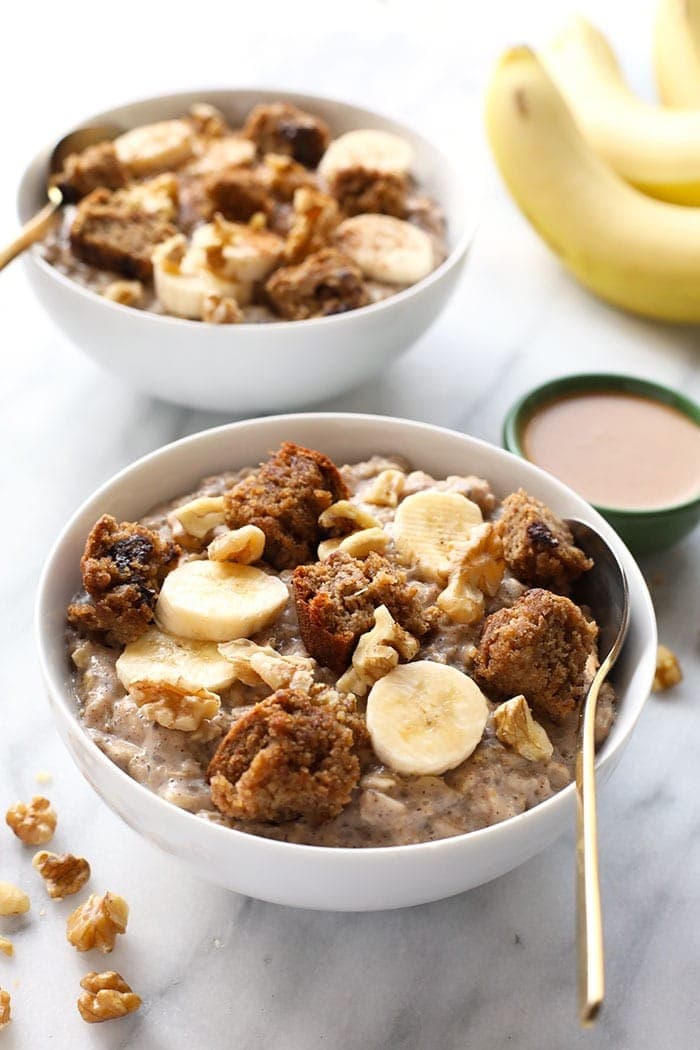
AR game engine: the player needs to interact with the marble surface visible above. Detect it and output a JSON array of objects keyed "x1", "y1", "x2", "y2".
[{"x1": 1, "y1": 0, "x2": 699, "y2": 1045}]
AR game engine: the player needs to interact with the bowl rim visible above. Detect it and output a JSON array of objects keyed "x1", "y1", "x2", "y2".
[
  {"x1": 35, "y1": 412, "x2": 657, "y2": 860},
  {"x1": 502, "y1": 372, "x2": 700, "y2": 519},
  {"x1": 18, "y1": 85, "x2": 480, "y2": 333}
]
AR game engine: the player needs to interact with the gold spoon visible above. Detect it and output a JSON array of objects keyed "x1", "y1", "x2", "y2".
[
  {"x1": 567, "y1": 519, "x2": 630, "y2": 1027},
  {"x1": 0, "y1": 123, "x2": 123, "y2": 271}
]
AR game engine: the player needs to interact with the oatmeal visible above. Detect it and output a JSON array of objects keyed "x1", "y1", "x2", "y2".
[
  {"x1": 66, "y1": 446, "x2": 615, "y2": 848},
  {"x1": 41, "y1": 103, "x2": 447, "y2": 324}
]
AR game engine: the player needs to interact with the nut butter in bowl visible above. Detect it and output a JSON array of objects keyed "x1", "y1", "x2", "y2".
[{"x1": 503, "y1": 374, "x2": 700, "y2": 555}]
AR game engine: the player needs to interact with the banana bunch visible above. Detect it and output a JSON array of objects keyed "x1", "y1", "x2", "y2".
[{"x1": 486, "y1": 7, "x2": 700, "y2": 322}]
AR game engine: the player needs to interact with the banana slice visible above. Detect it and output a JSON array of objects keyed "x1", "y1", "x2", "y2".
[
  {"x1": 116, "y1": 626, "x2": 238, "y2": 693},
  {"x1": 155, "y1": 560, "x2": 288, "y2": 642},
  {"x1": 188, "y1": 218, "x2": 284, "y2": 284},
  {"x1": 334, "y1": 215, "x2": 434, "y2": 285},
  {"x1": 366, "y1": 661, "x2": 489, "y2": 776},
  {"x1": 115, "y1": 120, "x2": 194, "y2": 175},
  {"x1": 393, "y1": 491, "x2": 483, "y2": 581},
  {"x1": 187, "y1": 136, "x2": 256, "y2": 175},
  {"x1": 152, "y1": 235, "x2": 249, "y2": 319},
  {"x1": 319, "y1": 129, "x2": 413, "y2": 181}
]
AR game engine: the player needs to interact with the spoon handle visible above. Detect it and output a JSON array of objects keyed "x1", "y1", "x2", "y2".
[
  {"x1": 0, "y1": 193, "x2": 62, "y2": 271},
  {"x1": 576, "y1": 661, "x2": 610, "y2": 1026}
]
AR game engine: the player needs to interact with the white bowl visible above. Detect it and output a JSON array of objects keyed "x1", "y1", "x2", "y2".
[
  {"x1": 35, "y1": 414, "x2": 657, "y2": 911},
  {"x1": 18, "y1": 89, "x2": 478, "y2": 413}
]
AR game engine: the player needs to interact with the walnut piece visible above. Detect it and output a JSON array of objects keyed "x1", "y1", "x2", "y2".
[
  {"x1": 0, "y1": 882, "x2": 30, "y2": 916},
  {"x1": 437, "y1": 523, "x2": 505, "y2": 625},
  {"x1": 493, "y1": 695, "x2": 554, "y2": 762},
  {"x1": 201, "y1": 292, "x2": 244, "y2": 324},
  {"x1": 337, "y1": 604, "x2": 420, "y2": 696},
  {"x1": 0, "y1": 988, "x2": 10, "y2": 1030},
  {"x1": 218, "y1": 638, "x2": 316, "y2": 692},
  {"x1": 77, "y1": 971, "x2": 141, "y2": 1024},
  {"x1": 128, "y1": 680, "x2": 220, "y2": 731},
  {"x1": 284, "y1": 186, "x2": 339, "y2": 263},
  {"x1": 0, "y1": 938, "x2": 13, "y2": 958},
  {"x1": 318, "y1": 499, "x2": 380, "y2": 535},
  {"x1": 173, "y1": 495, "x2": 226, "y2": 539},
  {"x1": 32, "y1": 851, "x2": 91, "y2": 899},
  {"x1": 66, "y1": 892, "x2": 128, "y2": 953},
  {"x1": 363, "y1": 468, "x2": 406, "y2": 507},
  {"x1": 208, "y1": 524, "x2": 266, "y2": 563},
  {"x1": 653, "y1": 644, "x2": 682, "y2": 692},
  {"x1": 5, "y1": 796, "x2": 57, "y2": 845},
  {"x1": 102, "y1": 279, "x2": 144, "y2": 306}
]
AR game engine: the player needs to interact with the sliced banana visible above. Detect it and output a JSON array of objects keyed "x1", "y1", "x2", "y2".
[
  {"x1": 187, "y1": 136, "x2": 256, "y2": 175},
  {"x1": 173, "y1": 496, "x2": 226, "y2": 539},
  {"x1": 334, "y1": 215, "x2": 434, "y2": 285},
  {"x1": 115, "y1": 120, "x2": 194, "y2": 175},
  {"x1": 366, "y1": 661, "x2": 489, "y2": 776},
  {"x1": 188, "y1": 218, "x2": 283, "y2": 284},
  {"x1": 152, "y1": 235, "x2": 249, "y2": 319},
  {"x1": 393, "y1": 491, "x2": 483, "y2": 581},
  {"x1": 318, "y1": 129, "x2": 413, "y2": 181},
  {"x1": 155, "y1": 560, "x2": 288, "y2": 642},
  {"x1": 116, "y1": 626, "x2": 238, "y2": 693}
]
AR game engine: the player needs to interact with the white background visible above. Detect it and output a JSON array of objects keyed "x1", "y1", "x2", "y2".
[{"x1": 1, "y1": 1, "x2": 699, "y2": 1047}]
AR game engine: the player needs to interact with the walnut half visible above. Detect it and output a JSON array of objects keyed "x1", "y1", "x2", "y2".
[
  {"x1": 33, "y1": 851, "x2": 91, "y2": 899},
  {"x1": 0, "y1": 881, "x2": 30, "y2": 916},
  {"x1": 128, "y1": 679, "x2": 220, "y2": 731},
  {"x1": 67, "y1": 892, "x2": 129, "y2": 953},
  {"x1": 653, "y1": 644, "x2": 682, "y2": 692},
  {"x1": 437, "y1": 523, "x2": 505, "y2": 625},
  {"x1": 337, "y1": 604, "x2": 420, "y2": 697},
  {"x1": 77, "y1": 971, "x2": 142, "y2": 1024},
  {"x1": 0, "y1": 988, "x2": 10, "y2": 1030},
  {"x1": 493, "y1": 695, "x2": 554, "y2": 763},
  {"x1": 5, "y1": 796, "x2": 57, "y2": 845}
]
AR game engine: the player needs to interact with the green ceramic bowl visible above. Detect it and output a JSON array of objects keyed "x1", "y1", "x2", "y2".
[{"x1": 503, "y1": 374, "x2": 700, "y2": 556}]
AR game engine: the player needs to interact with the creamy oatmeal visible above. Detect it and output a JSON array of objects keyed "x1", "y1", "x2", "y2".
[
  {"x1": 66, "y1": 445, "x2": 614, "y2": 848},
  {"x1": 41, "y1": 102, "x2": 447, "y2": 324}
]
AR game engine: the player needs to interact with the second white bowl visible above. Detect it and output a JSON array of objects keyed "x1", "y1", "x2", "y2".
[{"x1": 18, "y1": 89, "x2": 478, "y2": 412}]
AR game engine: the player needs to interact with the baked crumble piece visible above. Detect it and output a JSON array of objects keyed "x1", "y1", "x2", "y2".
[
  {"x1": 208, "y1": 687, "x2": 362, "y2": 822},
  {"x1": 499, "y1": 489, "x2": 593, "y2": 590},
  {"x1": 243, "y1": 102, "x2": 331, "y2": 168},
  {"x1": 204, "y1": 166, "x2": 271, "y2": 223},
  {"x1": 265, "y1": 248, "x2": 368, "y2": 319},
  {"x1": 51, "y1": 141, "x2": 127, "y2": 201},
  {"x1": 69, "y1": 187, "x2": 178, "y2": 280},
  {"x1": 473, "y1": 588, "x2": 598, "y2": 723},
  {"x1": 292, "y1": 550, "x2": 432, "y2": 673},
  {"x1": 67, "y1": 515, "x2": 179, "y2": 646},
  {"x1": 223, "y1": 441, "x2": 348, "y2": 569},
  {"x1": 329, "y1": 166, "x2": 408, "y2": 218}
]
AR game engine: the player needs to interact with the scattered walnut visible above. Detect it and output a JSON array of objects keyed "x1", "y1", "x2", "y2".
[
  {"x1": 5, "y1": 796, "x2": 57, "y2": 845},
  {"x1": 208, "y1": 524, "x2": 266, "y2": 563},
  {"x1": 437, "y1": 523, "x2": 505, "y2": 625},
  {"x1": 493, "y1": 695, "x2": 554, "y2": 762},
  {"x1": 218, "y1": 638, "x2": 316, "y2": 692},
  {"x1": 318, "y1": 499, "x2": 380, "y2": 536},
  {"x1": 363, "y1": 468, "x2": 406, "y2": 507},
  {"x1": 32, "y1": 851, "x2": 91, "y2": 899},
  {"x1": 128, "y1": 679, "x2": 220, "y2": 731},
  {"x1": 101, "y1": 280, "x2": 144, "y2": 307},
  {"x1": 653, "y1": 644, "x2": 682, "y2": 692},
  {"x1": 66, "y1": 892, "x2": 129, "y2": 953},
  {"x1": 201, "y1": 292, "x2": 244, "y2": 324},
  {"x1": 0, "y1": 882, "x2": 30, "y2": 916},
  {"x1": 77, "y1": 971, "x2": 142, "y2": 1024},
  {"x1": 188, "y1": 102, "x2": 229, "y2": 138},
  {"x1": 284, "y1": 186, "x2": 339, "y2": 263},
  {"x1": 0, "y1": 938, "x2": 13, "y2": 958},
  {"x1": 0, "y1": 988, "x2": 10, "y2": 1030},
  {"x1": 337, "y1": 604, "x2": 420, "y2": 696},
  {"x1": 173, "y1": 496, "x2": 226, "y2": 539}
]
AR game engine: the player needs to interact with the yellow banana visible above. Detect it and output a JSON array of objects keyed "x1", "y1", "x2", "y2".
[
  {"x1": 654, "y1": 0, "x2": 700, "y2": 108},
  {"x1": 485, "y1": 46, "x2": 700, "y2": 322},
  {"x1": 541, "y1": 16, "x2": 700, "y2": 204}
]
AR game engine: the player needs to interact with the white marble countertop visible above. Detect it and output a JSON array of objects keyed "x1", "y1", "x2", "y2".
[{"x1": 1, "y1": 1, "x2": 698, "y2": 1046}]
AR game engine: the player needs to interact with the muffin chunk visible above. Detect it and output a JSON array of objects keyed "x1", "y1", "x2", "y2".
[
  {"x1": 329, "y1": 166, "x2": 408, "y2": 218},
  {"x1": 292, "y1": 550, "x2": 432, "y2": 674},
  {"x1": 70, "y1": 188, "x2": 177, "y2": 279},
  {"x1": 473, "y1": 588, "x2": 597, "y2": 723},
  {"x1": 500, "y1": 489, "x2": 593, "y2": 591},
  {"x1": 243, "y1": 103, "x2": 330, "y2": 168},
  {"x1": 51, "y1": 141, "x2": 127, "y2": 202},
  {"x1": 224, "y1": 442, "x2": 348, "y2": 570},
  {"x1": 265, "y1": 248, "x2": 368, "y2": 320},
  {"x1": 208, "y1": 688, "x2": 362, "y2": 823},
  {"x1": 67, "y1": 515, "x2": 179, "y2": 646}
]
